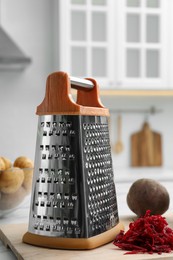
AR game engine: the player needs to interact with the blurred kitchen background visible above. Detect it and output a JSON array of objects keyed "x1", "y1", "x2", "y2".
[{"x1": 0, "y1": 0, "x2": 173, "y2": 172}]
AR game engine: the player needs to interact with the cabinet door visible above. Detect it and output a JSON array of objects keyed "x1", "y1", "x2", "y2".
[
  {"x1": 55, "y1": 0, "x2": 169, "y2": 90},
  {"x1": 117, "y1": 0, "x2": 169, "y2": 89},
  {"x1": 56, "y1": 0, "x2": 115, "y2": 89}
]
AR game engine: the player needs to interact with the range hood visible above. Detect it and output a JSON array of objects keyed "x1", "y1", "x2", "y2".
[{"x1": 0, "y1": 26, "x2": 31, "y2": 70}]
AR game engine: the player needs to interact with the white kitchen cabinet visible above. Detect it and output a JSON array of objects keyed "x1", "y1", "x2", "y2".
[
  {"x1": 118, "y1": 0, "x2": 169, "y2": 89},
  {"x1": 55, "y1": 0, "x2": 114, "y2": 88},
  {"x1": 54, "y1": 0, "x2": 173, "y2": 90}
]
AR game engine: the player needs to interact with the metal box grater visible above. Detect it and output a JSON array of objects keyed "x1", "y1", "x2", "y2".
[{"x1": 23, "y1": 71, "x2": 123, "y2": 249}]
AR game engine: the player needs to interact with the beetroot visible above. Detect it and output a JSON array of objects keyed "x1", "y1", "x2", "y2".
[{"x1": 113, "y1": 210, "x2": 173, "y2": 254}]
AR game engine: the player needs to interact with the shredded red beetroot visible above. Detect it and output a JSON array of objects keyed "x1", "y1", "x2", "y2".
[{"x1": 113, "y1": 210, "x2": 173, "y2": 255}]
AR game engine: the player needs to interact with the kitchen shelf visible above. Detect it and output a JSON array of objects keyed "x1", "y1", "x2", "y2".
[{"x1": 100, "y1": 89, "x2": 173, "y2": 96}]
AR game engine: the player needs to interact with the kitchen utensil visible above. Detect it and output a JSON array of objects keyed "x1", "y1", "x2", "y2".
[
  {"x1": 23, "y1": 71, "x2": 122, "y2": 249},
  {"x1": 114, "y1": 114, "x2": 124, "y2": 154},
  {"x1": 131, "y1": 121, "x2": 162, "y2": 167}
]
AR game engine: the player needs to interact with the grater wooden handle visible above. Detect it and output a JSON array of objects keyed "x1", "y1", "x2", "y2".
[
  {"x1": 36, "y1": 71, "x2": 109, "y2": 116},
  {"x1": 76, "y1": 77, "x2": 105, "y2": 109}
]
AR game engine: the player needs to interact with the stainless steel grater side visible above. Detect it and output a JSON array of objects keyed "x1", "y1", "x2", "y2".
[{"x1": 23, "y1": 71, "x2": 123, "y2": 249}]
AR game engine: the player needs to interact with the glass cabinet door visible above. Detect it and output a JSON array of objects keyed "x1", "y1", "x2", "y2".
[
  {"x1": 121, "y1": 0, "x2": 168, "y2": 88},
  {"x1": 57, "y1": 0, "x2": 169, "y2": 89},
  {"x1": 58, "y1": 0, "x2": 113, "y2": 88}
]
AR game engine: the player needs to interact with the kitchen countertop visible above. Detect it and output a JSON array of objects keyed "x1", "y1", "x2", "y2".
[
  {"x1": 114, "y1": 165, "x2": 173, "y2": 182},
  {"x1": 0, "y1": 196, "x2": 31, "y2": 260},
  {"x1": 1, "y1": 166, "x2": 173, "y2": 259}
]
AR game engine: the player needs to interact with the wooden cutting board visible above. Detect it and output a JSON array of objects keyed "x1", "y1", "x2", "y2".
[
  {"x1": 1, "y1": 214, "x2": 173, "y2": 260},
  {"x1": 131, "y1": 122, "x2": 162, "y2": 167}
]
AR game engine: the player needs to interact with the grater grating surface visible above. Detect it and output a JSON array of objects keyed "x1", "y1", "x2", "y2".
[
  {"x1": 81, "y1": 116, "x2": 118, "y2": 237},
  {"x1": 28, "y1": 115, "x2": 118, "y2": 238}
]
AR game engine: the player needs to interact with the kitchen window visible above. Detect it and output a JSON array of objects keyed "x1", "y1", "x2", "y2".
[{"x1": 55, "y1": 0, "x2": 170, "y2": 89}]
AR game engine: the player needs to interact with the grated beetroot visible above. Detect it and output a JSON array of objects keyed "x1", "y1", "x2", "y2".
[{"x1": 113, "y1": 210, "x2": 173, "y2": 255}]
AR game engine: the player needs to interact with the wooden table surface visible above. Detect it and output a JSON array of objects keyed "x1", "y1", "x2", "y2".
[{"x1": 1, "y1": 214, "x2": 173, "y2": 260}]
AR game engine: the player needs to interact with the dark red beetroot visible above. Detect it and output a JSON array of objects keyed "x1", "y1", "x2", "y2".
[
  {"x1": 126, "y1": 179, "x2": 170, "y2": 217},
  {"x1": 113, "y1": 210, "x2": 173, "y2": 255}
]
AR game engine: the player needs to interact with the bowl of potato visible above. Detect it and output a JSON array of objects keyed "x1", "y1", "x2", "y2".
[{"x1": 0, "y1": 156, "x2": 34, "y2": 217}]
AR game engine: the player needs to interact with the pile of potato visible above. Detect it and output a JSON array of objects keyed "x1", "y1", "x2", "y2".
[{"x1": 0, "y1": 156, "x2": 34, "y2": 211}]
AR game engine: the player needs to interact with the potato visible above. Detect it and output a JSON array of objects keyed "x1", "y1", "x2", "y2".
[
  {"x1": 13, "y1": 156, "x2": 34, "y2": 169},
  {"x1": 127, "y1": 178, "x2": 170, "y2": 216},
  {"x1": 1, "y1": 157, "x2": 12, "y2": 170},
  {"x1": 0, "y1": 157, "x2": 6, "y2": 171},
  {"x1": 0, "y1": 186, "x2": 27, "y2": 210},
  {"x1": 0, "y1": 167, "x2": 24, "y2": 194}
]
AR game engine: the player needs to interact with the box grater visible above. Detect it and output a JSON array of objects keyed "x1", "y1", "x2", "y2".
[{"x1": 23, "y1": 71, "x2": 123, "y2": 249}]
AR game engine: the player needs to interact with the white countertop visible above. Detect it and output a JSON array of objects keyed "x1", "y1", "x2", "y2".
[
  {"x1": 0, "y1": 196, "x2": 31, "y2": 260},
  {"x1": 1, "y1": 166, "x2": 173, "y2": 259},
  {"x1": 114, "y1": 165, "x2": 173, "y2": 182}
]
